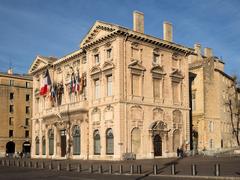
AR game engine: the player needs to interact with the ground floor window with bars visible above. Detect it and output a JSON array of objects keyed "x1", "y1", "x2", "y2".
[
  {"x1": 94, "y1": 130, "x2": 100, "y2": 155},
  {"x1": 35, "y1": 137, "x2": 39, "y2": 155},
  {"x1": 48, "y1": 129, "x2": 54, "y2": 155},
  {"x1": 73, "y1": 125, "x2": 81, "y2": 155},
  {"x1": 42, "y1": 136, "x2": 46, "y2": 155},
  {"x1": 106, "y1": 128, "x2": 114, "y2": 155}
]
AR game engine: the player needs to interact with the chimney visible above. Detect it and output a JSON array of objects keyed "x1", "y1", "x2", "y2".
[
  {"x1": 204, "y1": 47, "x2": 213, "y2": 58},
  {"x1": 194, "y1": 43, "x2": 201, "y2": 55},
  {"x1": 133, "y1": 11, "x2": 144, "y2": 33},
  {"x1": 163, "y1": 21, "x2": 173, "y2": 42},
  {"x1": 7, "y1": 68, "x2": 13, "y2": 75}
]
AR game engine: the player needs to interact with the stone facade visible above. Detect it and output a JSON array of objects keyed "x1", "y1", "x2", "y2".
[
  {"x1": 29, "y1": 11, "x2": 193, "y2": 160},
  {"x1": 189, "y1": 44, "x2": 238, "y2": 153},
  {"x1": 0, "y1": 70, "x2": 32, "y2": 157}
]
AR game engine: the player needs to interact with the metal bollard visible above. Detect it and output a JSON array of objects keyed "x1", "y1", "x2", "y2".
[
  {"x1": 171, "y1": 164, "x2": 175, "y2": 175},
  {"x1": 23, "y1": 161, "x2": 26, "y2": 167},
  {"x1": 41, "y1": 162, "x2": 45, "y2": 169},
  {"x1": 215, "y1": 164, "x2": 220, "y2": 176},
  {"x1": 6, "y1": 160, "x2": 10, "y2": 166},
  {"x1": 153, "y1": 164, "x2": 157, "y2": 175},
  {"x1": 49, "y1": 162, "x2": 53, "y2": 170},
  {"x1": 89, "y1": 165, "x2": 93, "y2": 173},
  {"x1": 119, "y1": 165, "x2": 123, "y2": 174},
  {"x1": 66, "y1": 163, "x2": 71, "y2": 171},
  {"x1": 2, "y1": 160, "x2": 5, "y2": 166},
  {"x1": 98, "y1": 165, "x2": 102, "y2": 173},
  {"x1": 137, "y1": 165, "x2": 142, "y2": 174},
  {"x1": 191, "y1": 164, "x2": 196, "y2": 176},
  {"x1": 130, "y1": 165, "x2": 134, "y2": 174},
  {"x1": 57, "y1": 163, "x2": 61, "y2": 171},
  {"x1": 77, "y1": 164, "x2": 81, "y2": 172},
  {"x1": 109, "y1": 165, "x2": 112, "y2": 174},
  {"x1": 13, "y1": 160, "x2": 16, "y2": 166},
  {"x1": 17, "y1": 161, "x2": 21, "y2": 167},
  {"x1": 28, "y1": 161, "x2": 32, "y2": 168},
  {"x1": 34, "y1": 161, "x2": 38, "y2": 168}
]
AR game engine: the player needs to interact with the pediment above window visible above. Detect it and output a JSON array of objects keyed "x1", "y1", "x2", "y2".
[
  {"x1": 170, "y1": 69, "x2": 184, "y2": 82},
  {"x1": 90, "y1": 65, "x2": 101, "y2": 76},
  {"x1": 128, "y1": 60, "x2": 146, "y2": 75},
  {"x1": 151, "y1": 65, "x2": 166, "y2": 79},
  {"x1": 102, "y1": 61, "x2": 115, "y2": 71}
]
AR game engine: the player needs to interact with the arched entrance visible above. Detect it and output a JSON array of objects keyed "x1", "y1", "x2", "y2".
[
  {"x1": 154, "y1": 134, "x2": 162, "y2": 156},
  {"x1": 6, "y1": 141, "x2": 15, "y2": 154},
  {"x1": 22, "y1": 141, "x2": 31, "y2": 154}
]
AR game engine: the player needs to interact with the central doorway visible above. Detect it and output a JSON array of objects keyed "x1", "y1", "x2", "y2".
[
  {"x1": 6, "y1": 141, "x2": 15, "y2": 155},
  {"x1": 154, "y1": 134, "x2": 162, "y2": 156},
  {"x1": 60, "y1": 130, "x2": 67, "y2": 157}
]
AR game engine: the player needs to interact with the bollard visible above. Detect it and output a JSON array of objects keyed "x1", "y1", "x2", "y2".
[
  {"x1": 153, "y1": 164, "x2": 157, "y2": 175},
  {"x1": 137, "y1": 165, "x2": 142, "y2": 174},
  {"x1": 17, "y1": 161, "x2": 21, "y2": 167},
  {"x1": 41, "y1": 162, "x2": 45, "y2": 169},
  {"x1": 77, "y1": 164, "x2": 81, "y2": 172},
  {"x1": 215, "y1": 164, "x2": 220, "y2": 176},
  {"x1": 119, "y1": 165, "x2": 123, "y2": 174},
  {"x1": 6, "y1": 160, "x2": 10, "y2": 166},
  {"x1": 34, "y1": 161, "x2": 38, "y2": 168},
  {"x1": 2, "y1": 160, "x2": 5, "y2": 166},
  {"x1": 57, "y1": 163, "x2": 61, "y2": 171},
  {"x1": 171, "y1": 164, "x2": 175, "y2": 175},
  {"x1": 89, "y1": 165, "x2": 93, "y2": 173},
  {"x1": 66, "y1": 163, "x2": 71, "y2": 171},
  {"x1": 109, "y1": 165, "x2": 112, "y2": 174},
  {"x1": 13, "y1": 160, "x2": 16, "y2": 166},
  {"x1": 49, "y1": 162, "x2": 53, "y2": 170},
  {"x1": 191, "y1": 164, "x2": 196, "y2": 176},
  {"x1": 98, "y1": 165, "x2": 102, "y2": 173},
  {"x1": 23, "y1": 161, "x2": 26, "y2": 167},
  {"x1": 130, "y1": 165, "x2": 134, "y2": 174},
  {"x1": 28, "y1": 161, "x2": 32, "y2": 168}
]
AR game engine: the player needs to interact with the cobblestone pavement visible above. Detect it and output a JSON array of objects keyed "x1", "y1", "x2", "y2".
[{"x1": 0, "y1": 156, "x2": 240, "y2": 179}]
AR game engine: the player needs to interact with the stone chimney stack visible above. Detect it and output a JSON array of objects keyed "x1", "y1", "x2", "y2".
[
  {"x1": 204, "y1": 47, "x2": 213, "y2": 58},
  {"x1": 194, "y1": 43, "x2": 201, "y2": 55},
  {"x1": 163, "y1": 21, "x2": 173, "y2": 42},
  {"x1": 7, "y1": 68, "x2": 13, "y2": 75},
  {"x1": 133, "y1": 11, "x2": 144, "y2": 33}
]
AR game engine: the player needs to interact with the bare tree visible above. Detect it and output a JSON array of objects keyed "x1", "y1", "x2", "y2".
[{"x1": 226, "y1": 76, "x2": 240, "y2": 146}]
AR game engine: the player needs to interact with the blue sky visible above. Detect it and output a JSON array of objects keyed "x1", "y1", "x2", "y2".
[{"x1": 0, "y1": 0, "x2": 239, "y2": 77}]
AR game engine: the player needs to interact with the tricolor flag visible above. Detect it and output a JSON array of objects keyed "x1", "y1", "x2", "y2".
[{"x1": 40, "y1": 69, "x2": 52, "y2": 96}]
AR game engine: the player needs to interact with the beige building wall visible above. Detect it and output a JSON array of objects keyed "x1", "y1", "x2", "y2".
[
  {"x1": 0, "y1": 71, "x2": 32, "y2": 157},
  {"x1": 29, "y1": 12, "x2": 193, "y2": 160}
]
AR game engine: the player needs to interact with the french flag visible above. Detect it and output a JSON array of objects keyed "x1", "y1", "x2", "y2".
[{"x1": 40, "y1": 69, "x2": 52, "y2": 96}]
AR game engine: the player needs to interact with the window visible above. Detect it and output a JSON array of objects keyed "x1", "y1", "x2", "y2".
[
  {"x1": 9, "y1": 130, "x2": 13, "y2": 137},
  {"x1": 94, "y1": 54, "x2": 100, "y2": 64},
  {"x1": 26, "y1": 106, "x2": 30, "y2": 114},
  {"x1": 172, "y1": 82, "x2": 180, "y2": 104},
  {"x1": 93, "y1": 130, "x2": 100, "y2": 155},
  {"x1": 42, "y1": 136, "x2": 46, "y2": 155},
  {"x1": 209, "y1": 121, "x2": 214, "y2": 132},
  {"x1": 172, "y1": 59, "x2": 178, "y2": 69},
  {"x1": 107, "y1": 75, "x2": 112, "y2": 96},
  {"x1": 95, "y1": 79, "x2": 100, "y2": 99},
  {"x1": 82, "y1": 56, "x2": 87, "y2": 64},
  {"x1": 107, "y1": 49, "x2": 112, "y2": 59},
  {"x1": 153, "y1": 53, "x2": 159, "y2": 64},
  {"x1": 26, "y1": 94, "x2": 30, "y2": 101},
  {"x1": 35, "y1": 137, "x2": 39, "y2": 155},
  {"x1": 25, "y1": 118, "x2": 29, "y2": 126},
  {"x1": 9, "y1": 105, "x2": 14, "y2": 113},
  {"x1": 10, "y1": 93, "x2": 14, "y2": 100},
  {"x1": 72, "y1": 125, "x2": 81, "y2": 155},
  {"x1": 25, "y1": 130, "x2": 29, "y2": 138},
  {"x1": 132, "y1": 75, "x2": 140, "y2": 96},
  {"x1": 48, "y1": 129, "x2": 54, "y2": 155},
  {"x1": 9, "y1": 80, "x2": 14, "y2": 86},
  {"x1": 192, "y1": 91, "x2": 196, "y2": 111},
  {"x1": 153, "y1": 78, "x2": 160, "y2": 99},
  {"x1": 9, "y1": 117, "x2": 13, "y2": 126},
  {"x1": 26, "y1": 82, "x2": 30, "y2": 88},
  {"x1": 106, "y1": 129, "x2": 114, "y2": 155},
  {"x1": 209, "y1": 139, "x2": 213, "y2": 149}
]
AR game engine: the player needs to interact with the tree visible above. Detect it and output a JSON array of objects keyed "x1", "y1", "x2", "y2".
[{"x1": 226, "y1": 76, "x2": 240, "y2": 146}]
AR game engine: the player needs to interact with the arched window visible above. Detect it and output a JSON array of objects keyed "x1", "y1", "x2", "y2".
[
  {"x1": 93, "y1": 130, "x2": 100, "y2": 155},
  {"x1": 42, "y1": 136, "x2": 46, "y2": 155},
  {"x1": 72, "y1": 125, "x2": 81, "y2": 155},
  {"x1": 173, "y1": 110, "x2": 182, "y2": 129},
  {"x1": 106, "y1": 128, "x2": 114, "y2": 155},
  {"x1": 35, "y1": 137, "x2": 39, "y2": 155},
  {"x1": 48, "y1": 129, "x2": 54, "y2": 155}
]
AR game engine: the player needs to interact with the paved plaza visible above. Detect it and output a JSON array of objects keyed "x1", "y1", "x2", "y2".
[{"x1": 0, "y1": 156, "x2": 240, "y2": 179}]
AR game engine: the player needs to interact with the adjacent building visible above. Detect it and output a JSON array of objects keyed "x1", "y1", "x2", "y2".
[
  {"x1": 0, "y1": 69, "x2": 32, "y2": 157},
  {"x1": 29, "y1": 11, "x2": 194, "y2": 160},
  {"x1": 189, "y1": 44, "x2": 238, "y2": 153}
]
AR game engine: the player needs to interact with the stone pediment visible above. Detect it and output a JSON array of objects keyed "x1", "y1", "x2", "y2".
[
  {"x1": 102, "y1": 61, "x2": 115, "y2": 72},
  {"x1": 28, "y1": 55, "x2": 57, "y2": 74},
  {"x1": 90, "y1": 65, "x2": 101, "y2": 76},
  {"x1": 80, "y1": 21, "x2": 117, "y2": 48},
  {"x1": 170, "y1": 69, "x2": 184, "y2": 80},
  {"x1": 151, "y1": 65, "x2": 166, "y2": 76},
  {"x1": 128, "y1": 60, "x2": 146, "y2": 72}
]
